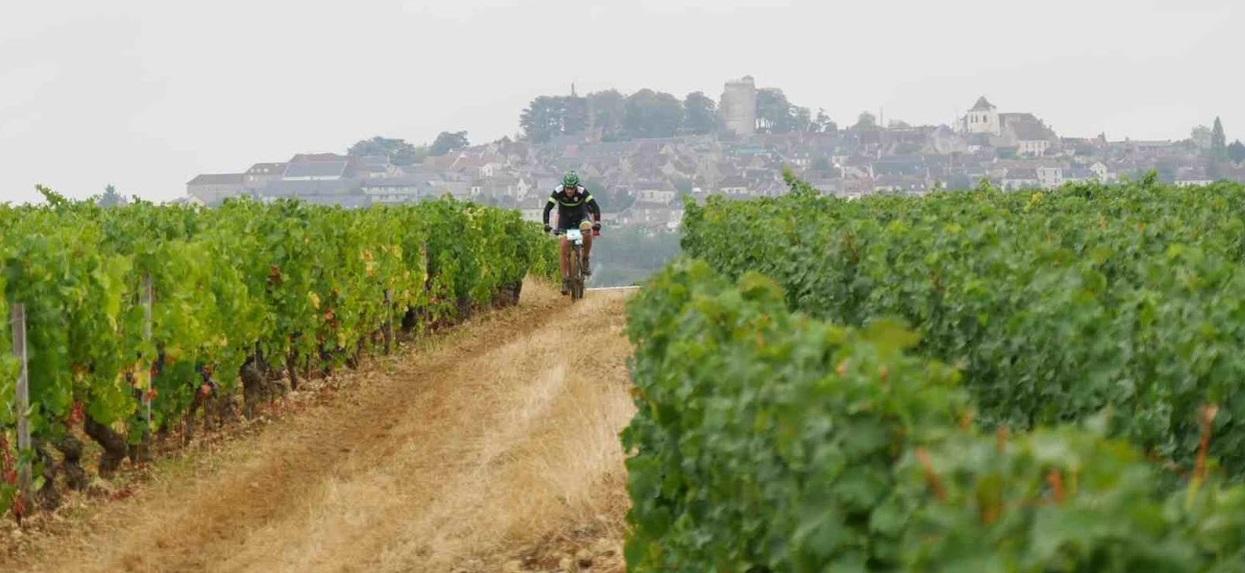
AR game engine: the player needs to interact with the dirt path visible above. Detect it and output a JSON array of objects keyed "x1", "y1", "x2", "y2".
[{"x1": 2, "y1": 281, "x2": 635, "y2": 573}]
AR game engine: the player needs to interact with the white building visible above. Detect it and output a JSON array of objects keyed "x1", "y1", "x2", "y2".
[
  {"x1": 1018, "y1": 139, "x2": 1052, "y2": 157},
  {"x1": 1002, "y1": 168, "x2": 1039, "y2": 190},
  {"x1": 962, "y1": 96, "x2": 1000, "y2": 136},
  {"x1": 636, "y1": 188, "x2": 677, "y2": 204},
  {"x1": 186, "y1": 173, "x2": 246, "y2": 205},
  {"x1": 1090, "y1": 162, "x2": 1114, "y2": 182},
  {"x1": 1036, "y1": 166, "x2": 1063, "y2": 189},
  {"x1": 361, "y1": 178, "x2": 424, "y2": 204}
]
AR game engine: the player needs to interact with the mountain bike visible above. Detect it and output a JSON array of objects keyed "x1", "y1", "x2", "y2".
[{"x1": 559, "y1": 226, "x2": 588, "y2": 301}]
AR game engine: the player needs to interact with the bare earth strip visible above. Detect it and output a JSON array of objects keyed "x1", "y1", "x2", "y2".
[{"x1": 1, "y1": 280, "x2": 634, "y2": 573}]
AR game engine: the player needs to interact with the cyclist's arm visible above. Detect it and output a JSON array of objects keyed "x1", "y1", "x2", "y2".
[
  {"x1": 584, "y1": 190, "x2": 602, "y2": 221},
  {"x1": 542, "y1": 194, "x2": 556, "y2": 226}
]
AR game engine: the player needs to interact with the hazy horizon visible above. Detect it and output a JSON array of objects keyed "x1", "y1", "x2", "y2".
[{"x1": 2, "y1": 0, "x2": 1240, "y2": 204}]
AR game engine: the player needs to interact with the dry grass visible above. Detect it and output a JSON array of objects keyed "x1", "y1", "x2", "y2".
[{"x1": 1, "y1": 280, "x2": 634, "y2": 573}]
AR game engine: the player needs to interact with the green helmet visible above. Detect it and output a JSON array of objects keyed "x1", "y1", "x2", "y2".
[{"x1": 562, "y1": 171, "x2": 580, "y2": 188}]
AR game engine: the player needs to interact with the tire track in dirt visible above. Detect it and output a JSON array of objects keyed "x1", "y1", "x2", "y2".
[{"x1": 3, "y1": 280, "x2": 634, "y2": 573}]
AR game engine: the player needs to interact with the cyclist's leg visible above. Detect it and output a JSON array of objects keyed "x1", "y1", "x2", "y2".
[{"x1": 581, "y1": 228, "x2": 593, "y2": 275}]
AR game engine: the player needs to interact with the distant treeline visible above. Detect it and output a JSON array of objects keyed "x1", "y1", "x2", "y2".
[
  {"x1": 346, "y1": 131, "x2": 472, "y2": 166},
  {"x1": 520, "y1": 87, "x2": 837, "y2": 144}
]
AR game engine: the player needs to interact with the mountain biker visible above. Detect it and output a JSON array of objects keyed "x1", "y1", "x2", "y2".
[{"x1": 543, "y1": 171, "x2": 602, "y2": 295}]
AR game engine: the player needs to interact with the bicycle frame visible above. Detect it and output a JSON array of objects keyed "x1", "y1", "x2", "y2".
[{"x1": 563, "y1": 229, "x2": 586, "y2": 300}]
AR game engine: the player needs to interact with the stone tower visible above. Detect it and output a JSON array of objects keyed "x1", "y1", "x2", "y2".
[
  {"x1": 720, "y1": 76, "x2": 757, "y2": 136},
  {"x1": 962, "y1": 96, "x2": 1000, "y2": 136}
]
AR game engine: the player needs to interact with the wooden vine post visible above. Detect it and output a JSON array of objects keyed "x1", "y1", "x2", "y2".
[
  {"x1": 384, "y1": 289, "x2": 394, "y2": 354},
  {"x1": 11, "y1": 303, "x2": 32, "y2": 512},
  {"x1": 141, "y1": 275, "x2": 154, "y2": 455}
]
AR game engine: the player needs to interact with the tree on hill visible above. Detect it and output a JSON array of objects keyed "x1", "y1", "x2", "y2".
[
  {"x1": 98, "y1": 184, "x2": 126, "y2": 208},
  {"x1": 813, "y1": 109, "x2": 838, "y2": 134},
  {"x1": 1229, "y1": 140, "x2": 1245, "y2": 164},
  {"x1": 519, "y1": 94, "x2": 596, "y2": 143},
  {"x1": 520, "y1": 96, "x2": 566, "y2": 144},
  {"x1": 756, "y1": 88, "x2": 812, "y2": 134},
  {"x1": 854, "y1": 111, "x2": 878, "y2": 129},
  {"x1": 1190, "y1": 125, "x2": 1212, "y2": 149},
  {"x1": 430, "y1": 131, "x2": 470, "y2": 156},
  {"x1": 682, "y1": 91, "x2": 718, "y2": 135},
  {"x1": 1212, "y1": 117, "x2": 1228, "y2": 160},
  {"x1": 623, "y1": 89, "x2": 684, "y2": 139},
  {"x1": 562, "y1": 96, "x2": 589, "y2": 135},
  {"x1": 521, "y1": 83, "x2": 819, "y2": 141},
  {"x1": 589, "y1": 90, "x2": 627, "y2": 141},
  {"x1": 348, "y1": 136, "x2": 425, "y2": 165}
]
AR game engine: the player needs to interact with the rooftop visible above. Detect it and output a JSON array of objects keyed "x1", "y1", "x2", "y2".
[
  {"x1": 284, "y1": 161, "x2": 348, "y2": 179},
  {"x1": 188, "y1": 173, "x2": 245, "y2": 185},
  {"x1": 970, "y1": 96, "x2": 996, "y2": 112}
]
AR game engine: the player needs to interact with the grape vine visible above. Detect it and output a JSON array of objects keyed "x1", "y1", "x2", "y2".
[{"x1": 0, "y1": 190, "x2": 557, "y2": 515}]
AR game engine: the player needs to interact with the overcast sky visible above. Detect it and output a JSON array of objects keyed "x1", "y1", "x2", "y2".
[{"x1": 1, "y1": 0, "x2": 1239, "y2": 204}]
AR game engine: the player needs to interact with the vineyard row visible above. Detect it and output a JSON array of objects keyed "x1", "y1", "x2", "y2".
[
  {"x1": 625, "y1": 260, "x2": 1245, "y2": 571},
  {"x1": 683, "y1": 174, "x2": 1245, "y2": 479},
  {"x1": 0, "y1": 190, "x2": 557, "y2": 517}
]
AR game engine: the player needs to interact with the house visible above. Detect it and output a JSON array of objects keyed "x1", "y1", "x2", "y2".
[
  {"x1": 186, "y1": 173, "x2": 246, "y2": 205},
  {"x1": 360, "y1": 177, "x2": 427, "y2": 204},
  {"x1": 428, "y1": 180, "x2": 472, "y2": 199},
  {"x1": 1002, "y1": 168, "x2": 1040, "y2": 190},
  {"x1": 480, "y1": 162, "x2": 507, "y2": 178},
  {"x1": 1005, "y1": 120, "x2": 1058, "y2": 157},
  {"x1": 635, "y1": 187, "x2": 677, "y2": 205},
  {"x1": 718, "y1": 176, "x2": 749, "y2": 196},
  {"x1": 806, "y1": 178, "x2": 844, "y2": 196},
  {"x1": 350, "y1": 155, "x2": 393, "y2": 179},
  {"x1": 261, "y1": 178, "x2": 361, "y2": 199},
  {"x1": 514, "y1": 177, "x2": 535, "y2": 200},
  {"x1": 1036, "y1": 166, "x2": 1063, "y2": 189},
  {"x1": 1175, "y1": 167, "x2": 1215, "y2": 188},
  {"x1": 873, "y1": 175, "x2": 928, "y2": 195},
  {"x1": 753, "y1": 180, "x2": 788, "y2": 197},
  {"x1": 477, "y1": 176, "x2": 522, "y2": 200},
  {"x1": 283, "y1": 161, "x2": 349, "y2": 181},
  {"x1": 959, "y1": 97, "x2": 1059, "y2": 156},
  {"x1": 620, "y1": 204, "x2": 681, "y2": 230},
  {"x1": 168, "y1": 195, "x2": 206, "y2": 207},
  {"x1": 289, "y1": 153, "x2": 348, "y2": 162},
  {"x1": 872, "y1": 156, "x2": 926, "y2": 177},
  {"x1": 667, "y1": 209, "x2": 685, "y2": 231},
  {"x1": 243, "y1": 162, "x2": 286, "y2": 191},
  {"x1": 840, "y1": 177, "x2": 874, "y2": 199},
  {"x1": 1090, "y1": 161, "x2": 1113, "y2": 182},
  {"x1": 1063, "y1": 167, "x2": 1096, "y2": 184},
  {"x1": 1175, "y1": 178, "x2": 1215, "y2": 188},
  {"x1": 293, "y1": 194, "x2": 370, "y2": 208}
]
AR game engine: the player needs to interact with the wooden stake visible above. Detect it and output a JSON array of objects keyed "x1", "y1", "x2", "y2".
[
  {"x1": 11, "y1": 303, "x2": 32, "y2": 510},
  {"x1": 142, "y1": 276, "x2": 153, "y2": 444},
  {"x1": 384, "y1": 289, "x2": 394, "y2": 354}
]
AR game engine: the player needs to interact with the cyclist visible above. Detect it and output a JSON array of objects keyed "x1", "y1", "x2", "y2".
[{"x1": 543, "y1": 171, "x2": 602, "y2": 295}]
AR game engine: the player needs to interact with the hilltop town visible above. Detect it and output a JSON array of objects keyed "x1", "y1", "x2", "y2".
[{"x1": 185, "y1": 77, "x2": 1245, "y2": 232}]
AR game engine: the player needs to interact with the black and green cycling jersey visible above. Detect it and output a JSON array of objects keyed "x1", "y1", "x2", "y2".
[{"x1": 543, "y1": 185, "x2": 602, "y2": 230}]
